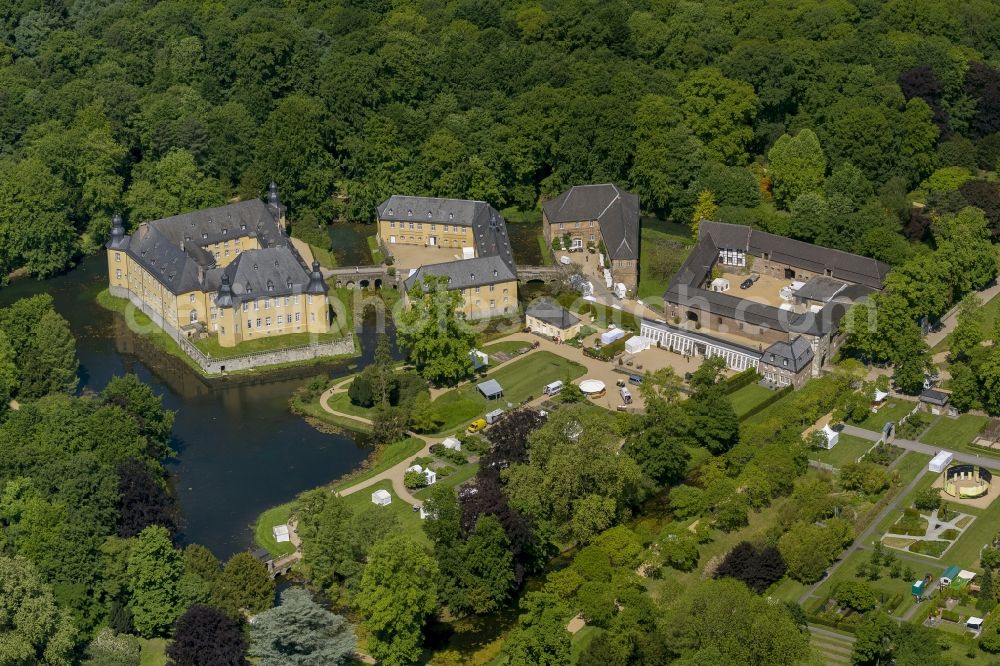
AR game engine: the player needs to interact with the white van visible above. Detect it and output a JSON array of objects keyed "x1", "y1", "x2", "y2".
[
  {"x1": 485, "y1": 409, "x2": 505, "y2": 424},
  {"x1": 544, "y1": 380, "x2": 564, "y2": 396},
  {"x1": 619, "y1": 387, "x2": 632, "y2": 404}
]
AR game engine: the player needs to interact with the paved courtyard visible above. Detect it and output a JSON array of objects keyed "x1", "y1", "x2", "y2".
[
  {"x1": 718, "y1": 271, "x2": 792, "y2": 308},
  {"x1": 387, "y1": 243, "x2": 469, "y2": 270}
]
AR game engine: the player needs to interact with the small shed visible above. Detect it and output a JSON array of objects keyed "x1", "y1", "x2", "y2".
[
  {"x1": 929, "y1": 451, "x2": 954, "y2": 473},
  {"x1": 272, "y1": 524, "x2": 290, "y2": 543},
  {"x1": 941, "y1": 565, "x2": 961, "y2": 586},
  {"x1": 920, "y1": 389, "x2": 951, "y2": 415},
  {"x1": 968, "y1": 617, "x2": 984, "y2": 632},
  {"x1": 625, "y1": 336, "x2": 651, "y2": 355},
  {"x1": 710, "y1": 277, "x2": 730, "y2": 292},
  {"x1": 820, "y1": 425, "x2": 840, "y2": 449},
  {"x1": 371, "y1": 489, "x2": 392, "y2": 506},
  {"x1": 477, "y1": 379, "x2": 504, "y2": 400},
  {"x1": 442, "y1": 436, "x2": 462, "y2": 451},
  {"x1": 911, "y1": 578, "x2": 927, "y2": 596}
]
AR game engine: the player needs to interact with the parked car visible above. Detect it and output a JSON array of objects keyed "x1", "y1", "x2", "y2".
[
  {"x1": 467, "y1": 418, "x2": 487, "y2": 433},
  {"x1": 740, "y1": 278, "x2": 754, "y2": 289},
  {"x1": 628, "y1": 374, "x2": 643, "y2": 386}
]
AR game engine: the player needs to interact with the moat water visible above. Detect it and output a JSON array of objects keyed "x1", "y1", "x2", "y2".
[{"x1": 0, "y1": 254, "x2": 391, "y2": 557}]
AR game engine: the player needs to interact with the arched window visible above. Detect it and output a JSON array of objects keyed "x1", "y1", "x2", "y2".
[{"x1": 189, "y1": 309, "x2": 198, "y2": 323}]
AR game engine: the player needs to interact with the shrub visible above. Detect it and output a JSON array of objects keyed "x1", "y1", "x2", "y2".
[
  {"x1": 835, "y1": 581, "x2": 878, "y2": 612},
  {"x1": 348, "y1": 373, "x2": 374, "y2": 407},
  {"x1": 436, "y1": 448, "x2": 467, "y2": 465},
  {"x1": 914, "y1": 487, "x2": 942, "y2": 511},
  {"x1": 403, "y1": 471, "x2": 426, "y2": 489}
]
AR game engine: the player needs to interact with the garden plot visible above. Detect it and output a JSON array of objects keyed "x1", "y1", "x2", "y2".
[{"x1": 881, "y1": 507, "x2": 975, "y2": 559}]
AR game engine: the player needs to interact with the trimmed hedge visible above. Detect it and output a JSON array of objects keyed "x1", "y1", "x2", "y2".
[{"x1": 721, "y1": 368, "x2": 761, "y2": 395}]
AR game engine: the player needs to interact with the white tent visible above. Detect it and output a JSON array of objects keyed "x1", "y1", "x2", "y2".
[
  {"x1": 470, "y1": 349, "x2": 488, "y2": 369},
  {"x1": 601, "y1": 328, "x2": 626, "y2": 345},
  {"x1": 625, "y1": 336, "x2": 650, "y2": 354},
  {"x1": 929, "y1": 450, "x2": 954, "y2": 473},
  {"x1": 873, "y1": 389, "x2": 889, "y2": 403},
  {"x1": 407, "y1": 464, "x2": 436, "y2": 486},
  {"x1": 820, "y1": 425, "x2": 839, "y2": 449},
  {"x1": 968, "y1": 617, "x2": 984, "y2": 631},
  {"x1": 442, "y1": 436, "x2": 462, "y2": 451},
  {"x1": 462, "y1": 247, "x2": 475, "y2": 259},
  {"x1": 710, "y1": 277, "x2": 730, "y2": 292},
  {"x1": 371, "y1": 489, "x2": 392, "y2": 506},
  {"x1": 272, "y1": 525, "x2": 290, "y2": 543}
]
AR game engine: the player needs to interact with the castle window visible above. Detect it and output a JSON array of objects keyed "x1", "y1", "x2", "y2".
[
  {"x1": 241, "y1": 223, "x2": 247, "y2": 230},
  {"x1": 277, "y1": 315, "x2": 283, "y2": 324},
  {"x1": 253, "y1": 263, "x2": 258, "y2": 270},
  {"x1": 222, "y1": 228, "x2": 227, "y2": 235},
  {"x1": 390, "y1": 221, "x2": 395, "y2": 228},
  {"x1": 247, "y1": 319, "x2": 252, "y2": 329},
  {"x1": 116, "y1": 269, "x2": 122, "y2": 279},
  {"x1": 190, "y1": 294, "x2": 196, "y2": 303},
  {"x1": 489, "y1": 300, "x2": 495, "y2": 308},
  {"x1": 267, "y1": 280, "x2": 274, "y2": 292},
  {"x1": 308, "y1": 295, "x2": 313, "y2": 304},
  {"x1": 115, "y1": 252, "x2": 121, "y2": 262},
  {"x1": 311, "y1": 312, "x2": 315, "y2": 322},
  {"x1": 256, "y1": 318, "x2": 261, "y2": 328},
  {"x1": 242, "y1": 303, "x2": 248, "y2": 312},
  {"x1": 295, "y1": 312, "x2": 300, "y2": 322},
  {"x1": 490, "y1": 285, "x2": 495, "y2": 292},
  {"x1": 189, "y1": 310, "x2": 197, "y2": 323},
  {"x1": 220, "y1": 326, "x2": 224, "y2": 335},
  {"x1": 202, "y1": 233, "x2": 208, "y2": 239},
  {"x1": 286, "y1": 279, "x2": 292, "y2": 289},
  {"x1": 265, "y1": 317, "x2": 271, "y2": 327}
]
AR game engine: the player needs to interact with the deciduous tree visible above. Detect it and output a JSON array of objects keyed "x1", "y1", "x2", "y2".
[{"x1": 167, "y1": 605, "x2": 248, "y2": 666}]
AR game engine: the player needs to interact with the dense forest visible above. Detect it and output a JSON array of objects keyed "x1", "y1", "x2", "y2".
[{"x1": 3, "y1": 0, "x2": 1000, "y2": 281}]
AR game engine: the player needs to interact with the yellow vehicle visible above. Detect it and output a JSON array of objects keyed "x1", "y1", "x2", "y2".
[{"x1": 467, "y1": 418, "x2": 488, "y2": 433}]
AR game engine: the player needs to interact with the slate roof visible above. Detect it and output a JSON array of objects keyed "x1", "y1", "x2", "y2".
[
  {"x1": 376, "y1": 195, "x2": 515, "y2": 266},
  {"x1": 525, "y1": 299, "x2": 581, "y2": 330},
  {"x1": 761, "y1": 336, "x2": 815, "y2": 373},
  {"x1": 221, "y1": 247, "x2": 312, "y2": 304},
  {"x1": 543, "y1": 184, "x2": 639, "y2": 261},
  {"x1": 403, "y1": 255, "x2": 517, "y2": 292},
  {"x1": 664, "y1": 222, "x2": 888, "y2": 337},
  {"x1": 698, "y1": 221, "x2": 890, "y2": 289},
  {"x1": 795, "y1": 276, "x2": 848, "y2": 303},
  {"x1": 920, "y1": 389, "x2": 950, "y2": 405},
  {"x1": 112, "y1": 195, "x2": 318, "y2": 302}
]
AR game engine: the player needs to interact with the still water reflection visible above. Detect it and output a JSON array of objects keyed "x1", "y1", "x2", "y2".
[{"x1": 0, "y1": 255, "x2": 382, "y2": 556}]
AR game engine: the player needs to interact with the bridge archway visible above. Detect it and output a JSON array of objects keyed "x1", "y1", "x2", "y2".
[
  {"x1": 346, "y1": 280, "x2": 356, "y2": 289},
  {"x1": 374, "y1": 278, "x2": 382, "y2": 289},
  {"x1": 360, "y1": 279, "x2": 370, "y2": 289}
]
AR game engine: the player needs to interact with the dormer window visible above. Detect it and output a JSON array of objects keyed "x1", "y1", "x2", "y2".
[
  {"x1": 407, "y1": 209, "x2": 412, "y2": 217},
  {"x1": 267, "y1": 280, "x2": 274, "y2": 292},
  {"x1": 253, "y1": 263, "x2": 258, "y2": 270},
  {"x1": 184, "y1": 235, "x2": 191, "y2": 242},
  {"x1": 387, "y1": 208, "x2": 393, "y2": 216},
  {"x1": 222, "y1": 228, "x2": 228, "y2": 235},
  {"x1": 246, "y1": 282, "x2": 253, "y2": 293},
  {"x1": 427, "y1": 211, "x2": 432, "y2": 218},
  {"x1": 493, "y1": 269, "x2": 498, "y2": 277},
  {"x1": 274, "y1": 260, "x2": 279, "y2": 268},
  {"x1": 449, "y1": 212, "x2": 454, "y2": 220},
  {"x1": 202, "y1": 233, "x2": 208, "y2": 239},
  {"x1": 240, "y1": 223, "x2": 247, "y2": 230},
  {"x1": 286, "y1": 278, "x2": 293, "y2": 288}
]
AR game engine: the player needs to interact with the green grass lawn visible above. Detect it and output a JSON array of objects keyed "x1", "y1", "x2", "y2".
[
  {"x1": 367, "y1": 235, "x2": 383, "y2": 263},
  {"x1": 857, "y1": 399, "x2": 918, "y2": 432},
  {"x1": 96, "y1": 289, "x2": 203, "y2": 373},
  {"x1": 309, "y1": 243, "x2": 338, "y2": 268},
  {"x1": 429, "y1": 351, "x2": 586, "y2": 434},
  {"x1": 637, "y1": 219, "x2": 694, "y2": 303},
  {"x1": 570, "y1": 626, "x2": 602, "y2": 661},
  {"x1": 328, "y1": 287, "x2": 356, "y2": 335},
  {"x1": 340, "y1": 479, "x2": 428, "y2": 545},
  {"x1": 333, "y1": 437, "x2": 425, "y2": 491},
  {"x1": 537, "y1": 233, "x2": 554, "y2": 265},
  {"x1": 920, "y1": 414, "x2": 989, "y2": 447},
  {"x1": 254, "y1": 502, "x2": 296, "y2": 557},
  {"x1": 324, "y1": 390, "x2": 376, "y2": 419},
  {"x1": 139, "y1": 638, "x2": 167, "y2": 666},
  {"x1": 809, "y1": 434, "x2": 877, "y2": 467},
  {"x1": 726, "y1": 383, "x2": 776, "y2": 418},
  {"x1": 807, "y1": 548, "x2": 934, "y2": 620},
  {"x1": 192, "y1": 329, "x2": 346, "y2": 358},
  {"x1": 481, "y1": 340, "x2": 532, "y2": 358}
]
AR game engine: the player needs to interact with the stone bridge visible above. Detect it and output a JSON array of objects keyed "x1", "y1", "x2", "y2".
[{"x1": 515, "y1": 265, "x2": 570, "y2": 282}]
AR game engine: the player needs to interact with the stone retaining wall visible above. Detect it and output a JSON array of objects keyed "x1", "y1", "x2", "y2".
[{"x1": 109, "y1": 285, "x2": 355, "y2": 375}]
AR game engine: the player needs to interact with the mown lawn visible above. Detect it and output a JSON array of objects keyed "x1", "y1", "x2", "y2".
[
  {"x1": 429, "y1": 351, "x2": 586, "y2": 435},
  {"x1": 367, "y1": 235, "x2": 383, "y2": 263},
  {"x1": 254, "y1": 502, "x2": 296, "y2": 557},
  {"x1": 324, "y1": 390, "x2": 377, "y2": 419},
  {"x1": 192, "y1": 329, "x2": 346, "y2": 358},
  {"x1": 809, "y1": 434, "x2": 877, "y2": 468},
  {"x1": 726, "y1": 383, "x2": 776, "y2": 418},
  {"x1": 920, "y1": 414, "x2": 989, "y2": 447},
  {"x1": 340, "y1": 479, "x2": 428, "y2": 546},
  {"x1": 309, "y1": 242, "x2": 338, "y2": 268},
  {"x1": 139, "y1": 638, "x2": 167, "y2": 666},
  {"x1": 332, "y1": 437, "x2": 425, "y2": 491},
  {"x1": 934, "y1": 291, "x2": 1000, "y2": 352},
  {"x1": 857, "y1": 399, "x2": 917, "y2": 432}
]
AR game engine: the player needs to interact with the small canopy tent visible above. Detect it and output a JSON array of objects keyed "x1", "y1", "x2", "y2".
[
  {"x1": 272, "y1": 525, "x2": 290, "y2": 543},
  {"x1": 968, "y1": 617, "x2": 984, "y2": 631},
  {"x1": 625, "y1": 336, "x2": 651, "y2": 354},
  {"x1": 710, "y1": 277, "x2": 730, "y2": 292},
  {"x1": 929, "y1": 451, "x2": 954, "y2": 473},
  {"x1": 478, "y1": 379, "x2": 504, "y2": 400},
  {"x1": 600, "y1": 328, "x2": 626, "y2": 345},
  {"x1": 820, "y1": 425, "x2": 840, "y2": 449},
  {"x1": 371, "y1": 489, "x2": 392, "y2": 506},
  {"x1": 442, "y1": 436, "x2": 462, "y2": 451},
  {"x1": 470, "y1": 349, "x2": 488, "y2": 370}
]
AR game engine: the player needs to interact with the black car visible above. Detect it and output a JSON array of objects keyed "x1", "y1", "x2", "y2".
[{"x1": 740, "y1": 278, "x2": 754, "y2": 289}]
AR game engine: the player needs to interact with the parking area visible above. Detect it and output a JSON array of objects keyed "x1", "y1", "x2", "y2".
[
  {"x1": 386, "y1": 243, "x2": 469, "y2": 270},
  {"x1": 719, "y1": 271, "x2": 790, "y2": 307}
]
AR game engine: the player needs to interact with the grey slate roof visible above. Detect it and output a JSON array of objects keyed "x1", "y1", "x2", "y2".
[
  {"x1": 542, "y1": 184, "x2": 640, "y2": 261},
  {"x1": 664, "y1": 222, "x2": 887, "y2": 337},
  {"x1": 761, "y1": 336, "x2": 815, "y2": 373},
  {"x1": 920, "y1": 389, "x2": 950, "y2": 405},
  {"x1": 699, "y1": 221, "x2": 890, "y2": 289},
  {"x1": 222, "y1": 247, "x2": 313, "y2": 305},
  {"x1": 113, "y1": 194, "x2": 318, "y2": 303},
  {"x1": 525, "y1": 299, "x2": 581, "y2": 330},
  {"x1": 403, "y1": 255, "x2": 517, "y2": 292},
  {"x1": 795, "y1": 276, "x2": 848, "y2": 303},
  {"x1": 478, "y1": 379, "x2": 503, "y2": 398},
  {"x1": 376, "y1": 195, "x2": 515, "y2": 267}
]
